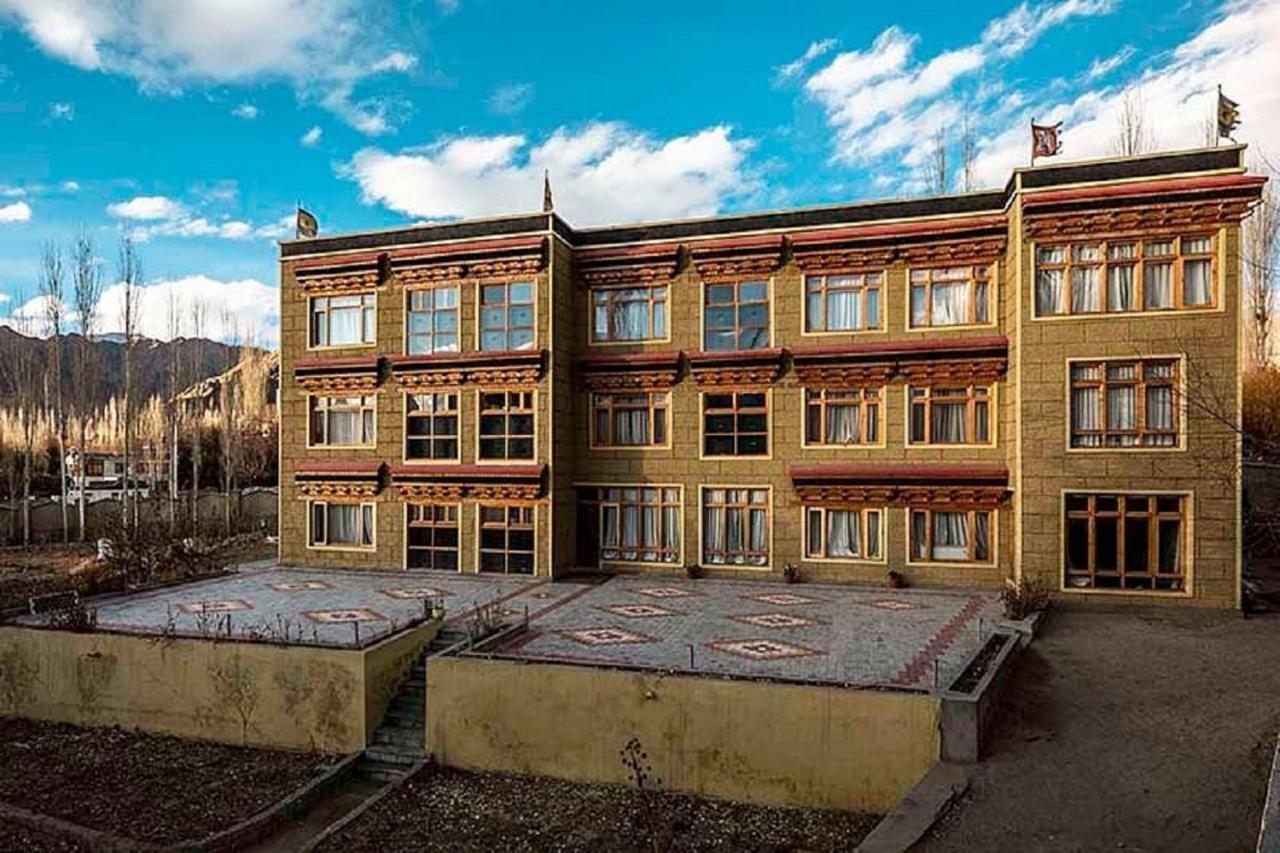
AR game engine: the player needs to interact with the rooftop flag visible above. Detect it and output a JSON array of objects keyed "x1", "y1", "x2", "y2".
[
  {"x1": 1031, "y1": 121, "x2": 1063, "y2": 163},
  {"x1": 296, "y1": 206, "x2": 318, "y2": 239},
  {"x1": 1217, "y1": 86, "x2": 1241, "y2": 140}
]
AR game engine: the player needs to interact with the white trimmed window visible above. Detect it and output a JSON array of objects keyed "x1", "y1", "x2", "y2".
[
  {"x1": 804, "y1": 507, "x2": 882, "y2": 560},
  {"x1": 1070, "y1": 359, "x2": 1178, "y2": 448},
  {"x1": 804, "y1": 388, "x2": 880, "y2": 446},
  {"x1": 309, "y1": 501, "x2": 375, "y2": 549},
  {"x1": 309, "y1": 395, "x2": 375, "y2": 447},
  {"x1": 909, "y1": 266, "x2": 990, "y2": 328},
  {"x1": 407, "y1": 286, "x2": 459, "y2": 354},
  {"x1": 702, "y1": 488, "x2": 769, "y2": 567},
  {"x1": 591, "y1": 285, "x2": 667, "y2": 342},
  {"x1": 805, "y1": 273, "x2": 882, "y2": 332},
  {"x1": 1035, "y1": 235, "x2": 1215, "y2": 316},
  {"x1": 909, "y1": 509, "x2": 992, "y2": 564},
  {"x1": 310, "y1": 293, "x2": 376, "y2": 347},
  {"x1": 908, "y1": 386, "x2": 992, "y2": 445},
  {"x1": 479, "y1": 282, "x2": 535, "y2": 351},
  {"x1": 596, "y1": 486, "x2": 682, "y2": 565},
  {"x1": 1064, "y1": 494, "x2": 1186, "y2": 592}
]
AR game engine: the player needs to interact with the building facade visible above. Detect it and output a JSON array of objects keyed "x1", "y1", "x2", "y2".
[{"x1": 278, "y1": 147, "x2": 1264, "y2": 608}]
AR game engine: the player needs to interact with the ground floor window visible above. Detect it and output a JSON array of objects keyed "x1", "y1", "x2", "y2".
[
  {"x1": 909, "y1": 509, "x2": 992, "y2": 564},
  {"x1": 804, "y1": 507, "x2": 882, "y2": 561},
  {"x1": 309, "y1": 501, "x2": 375, "y2": 549},
  {"x1": 1064, "y1": 493, "x2": 1186, "y2": 592},
  {"x1": 702, "y1": 488, "x2": 769, "y2": 567},
  {"x1": 407, "y1": 504, "x2": 459, "y2": 570},
  {"x1": 589, "y1": 486, "x2": 681, "y2": 564},
  {"x1": 479, "y1": 505, "x2": 535, "y2": 574}
]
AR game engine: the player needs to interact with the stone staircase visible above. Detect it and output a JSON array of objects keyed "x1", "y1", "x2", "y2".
[{"x1": 356, "y1": 625, "x2": 470, "y2": 782}]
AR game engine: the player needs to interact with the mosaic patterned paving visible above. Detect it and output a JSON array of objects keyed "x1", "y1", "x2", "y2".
[
  {"x1": 380, "y1": 586, "x2": 452, "y2": 600},
  {"x1": 561, "y1": 627, "x2": 656, "y2": 647},
  {"x1": 728, "y1": 611, "x2": 822, "y2": 629},
  {"x1": 631, "y1": 586, "x2": 700, "y2": 599},
  {"x1": 597, "y1": 603, "x2": 679, "y2": 619},
  {"x1": 270, "y1": 581, "x2": 333, "y2": 592},
  {"x1": 743, "y1": 591, "x2": 823, "y2": 606},
  {"x1": 178, "y1": 599, "x2": 252, "y2": 614},
  {"x1": 304, "y1": 608, "x2": 386, "y2": 624},
  {"x1": 707, "y1": 637, "x2": 822, "y2": 661}
]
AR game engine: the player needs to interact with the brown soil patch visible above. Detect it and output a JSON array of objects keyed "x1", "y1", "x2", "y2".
[{"x1": 0, "y1": 544, "x2": 95, "y2": 610}]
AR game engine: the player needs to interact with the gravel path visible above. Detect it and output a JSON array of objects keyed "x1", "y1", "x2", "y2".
[{"x1": 921, "y1": 606, "x2": 1280, "y2": 853}]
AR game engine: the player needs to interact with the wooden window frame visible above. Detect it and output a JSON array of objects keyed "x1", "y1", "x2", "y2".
[
  {"x1": 307, "y1": 500, "x2": 376, "y2": 551},
  {"x1": 701, "y1": 390, "x2": 770, "y2": 458},
  {"x1": 802, "y1": 387, "x2": 882, "y2": 448},
  {"x1": 308, "y1": 292, "x2": 377, "y2": 349},
  {"x1": 478, "y1": 281, "x2": 536, "y2": 352},
  {"x1": 699, "y1": 486, "x2": 771, "y2": 569},
  {"x1": 1068, "y1": 358, "x2": 1181, "y2": 450},
  {"x1": 592, "y1": 485, "x2": 683, "y2": 566},
  {"x1": 477, "y1": 504, "x2": 536, "y2": 574},
  {"x1": 405, "y1": 284, "x2": 460, "y2": 355},
  {"x1": 802, "y1": 507, "x2": 885, "y2": 563},
  {"x1": 907, "y1": 508, "x2": 994, "y2": 566},
  {"x1": 702, "y1": 279, "x2": 771, "y2": 351},
  {"x1": 1033, "y1": 234, "x2": 1217, "y2": 318},
  {"x1": 405, "y1": 391, "x2": 461, "y2": 461},
  {"x1": 907, "y1": 385, "x2": 994, "y2": 446},
  {"x1": 1063, "y1": 493, "x2": 1188, "y2": 593},
  {"x1": 907, "y1": 266, "x2": 991, "y2": 329},
  {"x1": 589, "y1": 391, "x2": 670, "y2": 450},
  {"x1": 803, "y1": 272, "x2": 883, "y2": 333},
  {"x1": 477, "y1": 389, "x2": 535, "y2": 461},
  {"x1": 405, "y1": 503, "x2": 461, "y2": 571},
  {"x1": 589, "y1": 284, "x2": 669, "y2": 344},
  {"x1": 308, "y1": 394, "x2": 376, "y2": 449}
]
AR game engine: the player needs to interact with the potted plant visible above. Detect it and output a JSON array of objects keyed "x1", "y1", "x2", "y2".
[
  {"x1": 430, "y1": 597, "x2": 447, "y2": 621},
  {"x1": 886, "y1": 570, "x2": 906, "y2": 589},
  {"x1": 684, "y1": 563, "x2": 703, "y2": 580},
  {"x1": 783, "y1": 563, "x2": 800, "y2": 584}
]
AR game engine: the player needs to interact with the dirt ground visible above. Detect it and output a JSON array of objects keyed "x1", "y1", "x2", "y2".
[
  {"x1": 0, "y1": 544, "x2": 96, "y2": 610},
  {"x1": 0, "y1": 718, "x2": 327, "y2": 844},
  {"x1": 920, "y1": 606, "x2": 1280, "y2": 853},
  {"x1": 320, "y1": 766, "x2": 879, "y2": 853}
]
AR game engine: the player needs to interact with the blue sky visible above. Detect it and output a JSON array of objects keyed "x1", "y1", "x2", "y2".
[{"x1": 0, "y1": 0, "x2": 1276, "y2": 345}]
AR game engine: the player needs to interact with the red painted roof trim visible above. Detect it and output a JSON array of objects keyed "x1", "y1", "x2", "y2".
[
  {"x1": 789, "y1": 214, "x2": 1007, "y2": 248},
  {"x1": 688, "y1": 233, "x2": 786, "y2": 254},
  {"x1": 577, "y1": 243, "x2": 681, "y2": 263},
  {"x1": 292, "y1": 235, "x2": 546, "y2": 272},
  {"x1": 687, "y1": 347, "x2": 785, "y2": 366},
  {"x1": 389, "y1": 463, "x2": 546, "y2": 480},
  {"x1": 789, "y1": 462, "x2": 1009, "y2": 484},
  {"x1": 791, "y1": 336, "x2": 1008, "y2": 361},
  {"x1": 293, "y1": 356, "x2": 380, "y2": 372},
  {"x1": 578, "y1": 351, "x2": 681, "y2": 370},
  {"x1": 386, "y1": 348, "x2": 545, "y2": 368},
  {"x1": 1023, "y1": 173, "x2": 1266, "y2": 208}
]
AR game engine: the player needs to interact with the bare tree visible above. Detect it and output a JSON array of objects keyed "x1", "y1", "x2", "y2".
[
  {"x1": 166, "y1": 290, "x2": 183, "y2": 530},
  {"x1": 39, "y1": 243, "x2": 71, "y2": 542},
  {"x1": 925, "y1": 127, "x2": 948, "y2": 195},
  {"x1": 189, "y1": 298, "x2": 206, "y2": 530},
  {"x1": 959, "y1": 108, "x2": 977, "y2": 192},
  {"x1": 117, "y1": 237, "x2": 144, "y2": 535},
  {"x1": 1113, "y1": 88, "x2": 1155, "y2": 157},
  {"x1": 1246, "y1": 164, "x2": 1279, "y2": 367},
  {"x1": 1, "y1": 289, "x2": 42, "y2": 545},
  {"x1": 70, "y1": 231, "x2": 102, "y2": 542},
  {"x1": 220, "y1": 310, "x2": 240, "y2": 536}
]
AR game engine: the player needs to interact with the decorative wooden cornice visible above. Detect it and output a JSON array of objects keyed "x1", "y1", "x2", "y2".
[
  {"x1": 898, "y1": 237, "x2": 1005, "y2": 267},
  {"x1": 686, "y1": 348, "x2": 784, "y2": 387},
  {"x1": 1024, "y1": 199, "x2": 1258, "y2": 241},
  {"x1": 388, "y1": 349, "x2": 545, "y2": 389},
  {"x1": 689, "y1": 234, "x2": 784, "y2": 283},
  {"x1": 295, "y1": 269, "x2": 380, "y2": 295},
  {"x1": 390, "y1": 463, "x2": 545, "y2": 502},
  {"x1": 791, "y1": 337, "x2": 1008, "y2": 388},
  {"x1": 291, "y1": 236, "x2": 548, "y2": 293},
  {"x1": 790, "y1": 214, "x2": 1008, "y2": 273},
  {"x1": 293, "y1": 461, "x2": 383, "y2": 498},
  {"x1": 898, "y1": 357, "x2": 1006, "y2": 384},
  {"x1": 578, "y1": 352, "x2": 681, "y2": 391},
  {"x1": 793, "y1": 361, "x2": 895, "y2": 388},
  {"x1": 793, "y1": 247, "x2": 897, "y2": 275},
  {"x1": 576, "y1": 244, "x2": 681, "y2": 287},
  {"x1": 790, "y1": 463, "x2": 1010, "y2": 508},
  {"x1": 293, "y1": 357, "x2": 381, "y2": 393}
]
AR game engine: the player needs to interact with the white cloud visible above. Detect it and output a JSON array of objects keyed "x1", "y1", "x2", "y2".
[
  {"x1": 487, "y1": 83, "x2": 534, "y2": 117},
  {"x1": 774, "y1": 38, "x2": 836, "y2": 85},
  {"x1": 300, "y1": 125, "x2": 323, "y2": 147},
  {"x1": 231, "y1": 102, "x2": 259, "y2": 119},
  {"x1": 0, "y1": 293, "x2": 11, "y2": 304},
  {"x1": 0, "y1": 200, "x2": 32, "y2": 223},
  {"x1": 1086, "y1": 45, "x2": 1135, "y2": 81},
  {"x1": 0, "y1": 185, "x2": 25, "y2": 198},
  {"x1": 344, "y1": 122, "x2": 757, "y2": 226},
  {"x1": 0, "y1": 0, "x2": 418, "y2": 134},
  {"x1": 107, "y1": 195, "x2": 185, "y2": 220},
  {"x1": 60, "y1": 180, "x2": 80, "y2": 192},
  {"x1": 94, "y1": 275, "x2": 280, "y2": 345},
  {"x1": 49, "y1": 101, "x2": 74, "y2": 120}
]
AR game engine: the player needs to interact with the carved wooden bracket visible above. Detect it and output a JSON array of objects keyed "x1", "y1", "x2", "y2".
[
  {"x1": 297, "y1": 269, "x2": 380, "y2": 295},
  {"x1": 391, "y1": 463, "x2": 545, "y2": 503},
  {"x1": 793, "y1": 483, "x2": 1008, "y2": 508},
  {"x1": 296, "y1": 481, "x2": 381, "y2": 499},
  {"x1": 687, "y1": 349, "x2": 784, "y2": 387},
  {"x1": 390, "y1": 350, "x2": 545, "y2": 389},
  {"x1": 399, "y1": 483, "x2": 543, "y2": 502},
  {"x1": 689, "y1": 235, "x2": 784, "y2": 283},
  {"x1": 294, "y1": 461, "x2": 383, "y2": 498},
  {"x1": 898, "y1": 358, "x2": 1006, "y2": 384},
  {"x1": 792, "y1": 361, "x2": 894, "y2": 388},
  {"x1": 297, "y1": 374, "x2": 380, "y2": 394},
  {"x1": 578, "y1": 352, "x2": 681, "y2": 391},
  {"x1": 582, "y1": 371, "x2": 677, "y2": 391},
  {"x1": 899, "y1": 238, "x2": 1005, "y2": 267},
  {"x1": 397, "y1": 264, "x2": 466, "y2": 287},
  {"x1": 793, "y1": 247, "x2": 897, "y2": 274},
  {"x1": 1025, "y1": 200, "x2": 1255, "y2": 241},
  {"x1": 577, "y1": 245, "x2": 681, "y2": 287}
]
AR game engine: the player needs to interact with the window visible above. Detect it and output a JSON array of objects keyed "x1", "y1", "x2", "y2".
[
  {"x1": 702, "y1": 391, "x2": 768, "y2": 456},
  {"x1": 406, "y1": 392, "x2": 460, "y2": 460},
  {"x1": 309, "y1": 501, "x2": 375, "y2": 549},
  {"x1": 1034, "y1": 235, "x2": 1215, "y2": 316},
  {"x1": 406, "y1": 286, "x2": 459, "y2": 355},
  {"x1": 310, "y1": 293, "x2": 376, "y2": 347},
  {"x1": 591, "y1": 285, "x2": 667, "y2": 343},
  {"x1": 407, "y1": 504, "x2": 459, "y2": 570},
  {"x1": 594, "y1": 486, "x2": 682, "y2": 565},
  {"x1": 702, "y1": 488, "x2": 769, "y2": 567},
  {"x1": 909, "y1": 386, "x2": 991, "y2": 445},
  {"x1": 309, "y1": 395, "x2": 375, "y2": 447},
  {"x1": 1064, "y1": 494, "x2": 1186, "y2": 592},
  {"x1": 479, "y1": 391, "x2": 535, "y2": 460},
  {"x1": 704, "y1": 280, "x2": 769, "y2": 351},
  {"x1": 909, "y1": 267, "x2": 990, "y2": 328},
  {"x1": 478, "y1": 505, "x2": 535, "y2": 574},
  {"x1": 805, "y1": 273, "x2": 882, "y2": 332},
  {"x1": 1070, "y1": 359, "x2": 1178, "y2": 448},
  {"x1": 804, "y1": 387, "x2": 880, "y2": 446},
  {"x1": 909, "y1": 509, "x2": 992, "y2": 564},
  {"x1": 804, "y1": 508, "x2": 882, "y2": 561},
  {"x1": 479, "y1": 281, "x2": 535, "y2": 351},
  {"x1": 591, "y1": 392, "x2": 669, "y2": 448}
]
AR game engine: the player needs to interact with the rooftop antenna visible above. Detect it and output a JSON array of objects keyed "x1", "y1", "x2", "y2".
[{"x1": 542, "y1": 170, "x2": 554, "y2": 213}]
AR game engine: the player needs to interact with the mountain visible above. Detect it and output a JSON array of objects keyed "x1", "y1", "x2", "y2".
[{"x1": 0, "y1": 327, "x2": 256, "y2": 409}]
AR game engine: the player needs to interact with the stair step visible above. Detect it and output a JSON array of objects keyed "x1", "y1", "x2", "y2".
[
  {"x1": 357, "y1": 759, "x2": 410, "y2": 783},
  {"x1": 375, "y1": 728, "x2": 425, "y2": 749},
  {"x1": 364, "y1": 744, "x2": 424, "y2": 766}
]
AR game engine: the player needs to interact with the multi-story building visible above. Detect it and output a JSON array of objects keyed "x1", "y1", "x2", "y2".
[{"x1": 277, "y1": 146, "x2": 1264, "y2": 608}]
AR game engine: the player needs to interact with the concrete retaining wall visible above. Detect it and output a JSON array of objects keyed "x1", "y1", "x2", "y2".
[{"x1": 426, "y1": 656, "x2": 940, "y2": 814}]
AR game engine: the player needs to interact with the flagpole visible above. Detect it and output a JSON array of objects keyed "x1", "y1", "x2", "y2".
[
  {"x1": 1215, "y1": 86, "x2": 1221, "y2": 148},
  {"x1": 295, "y1": 200, "x2": 302, "y2": 238},
  {"x1": 1030, "y1": 118, "x2": 1036, "y2": 167}
]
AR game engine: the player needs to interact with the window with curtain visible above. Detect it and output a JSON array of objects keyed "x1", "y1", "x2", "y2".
[
  {"x1": 407, "y1": 504, "x2": 459, "y2": 570},
  {"x1": 590, "y1": 392, "x2": 669, "y2": 448},
  {"x1": 309, "y1": 501, "x2": 375, "y2": 548},
  {"x1": 804, "y1": 273, "x2": 882, "y2": 332},
  {"x1": 406, "y1": 286, "x2": 459, "y2": 355},
  {"x1": 909, "y1": 509, "x2": 991, "y2": 564},
  {"x1": 702, "y1": 488, "x2": 769, "y2": 566},
  {"x1": 804, "y1": 507, "x2": 882, "y2": 560},
  {"x1": 909, "y1": 266, "x2": 990, "y2": 328},
  {"x1": 406, "y1": 392, "x2": 460, "y2": 460},
  {"x1": 704, "y1": 281, "x2": 770, "y2": 350},
  {"x1": 908, "y1": 386, "x2": 991, "y2": 445},
  {"x1": 309, "y1": 395, "x2": 376, "y2": 447},
  {"x1": 1070, "y1": 359, "x2": 1178, "y2": 448},
  {"x1": 479, "y1": 391, "x2": 535, "y2": 459},
  {"x1": 310, "y1": 293, "x2": 376, "y2": 347},
  {"x1": 804, "y1": 387, "x2": 880, "y2": 446},
  {"x1": 591, "y1": 285, "x2": 667, "y2": 343},
  {"x1": 478, "y1": 505, "x2": 535, "y2": 574},
  {"x1": 703, "y1": 391, "x2": 769, "y2": 456},
  {"x1": 1034, "y1": 235, "x2": 1215, "y2": 316},
  {"x1": 479, "y1": 281, "x2": 535, "y2": 351},
  {"x1": 1064, "y1": 493, "x2": 1186, "y2": 592},
  {"x1": 594, "y1": 486, "x2": 682, "y2": 564}
]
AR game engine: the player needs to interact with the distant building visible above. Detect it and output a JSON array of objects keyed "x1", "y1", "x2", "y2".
[{"x1": 64, "y1": 448, "x2": 156, "y2": 501}]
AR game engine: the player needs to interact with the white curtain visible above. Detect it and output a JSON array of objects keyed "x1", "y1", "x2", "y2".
[
  {"x1": 911, "y1": 512, "x2": 928, "y2": 560},
  {"x1": 827, "y1": 287, "x2": 861, "y2": 330},
  {"x1": 1071, "y1": 267, "x2": 1100, "y2": 312},
  {"x1": 329, "y1": 505, "x2": 358, "y2": 544},
  {"x1": 621, "y1": 504, "x2": 640, "y2": 550},
  {"x1": 663, "y1": 504, "x2": 680, "y2": 559},
  {"x1": 328, "y1": 306, "x2": 361, "y2": 345},
  {"x1": 826, "y1": 510, "x2": 860, "y2": 557},
  {"x1": 602, "y1": 505, "x2": 619, "y2": 547},
  {"x1": 1108, "y1": 266, "x2": 1135, "y2": 312},
  {"x1": 866, "y1": 512, "x2": 881, "y2": 558},
  {"x1": 931, "y1": 402, "x2": 967, "y2": 443},
  {"x1": 933, "y1": 512, "x2": 969, "y2": 561},
  {"x1": 931, "y1": 283, "x2": 969, "y2": 326},
  {"x1": 1184, "y1": 260, "x2": 1212, "y2": 306},
  {"x1": 825, "y1": 403, "x2": 861, "y2": 444},
  {"x1": 361, "y1": 505, "x2": 374, "y2": 546},
  {"x1": 974, "y1": 513, "x2": 991, "y2": 562},
  {"x1": 910, "y1": 286, "x2": 928, "y2": 326},
  {"x1": 1107, "y1": 386, "x2": 1137, "y2": 445},
  {"x1": 1144, "y1": 264, "x2": 1173, "y2": 309},
  {"x1": 748, "y1": 507, "x2": 768, "y2": 563},
  {"x1": 1146, "y1": 386, "x2": 1175, "y2": 445},
  {"x1": 806, "y1": 510, "x2": 822, "y2": 556},
  {"x1": 329, "y1": 409, "x2": 359, "y2": 445},
  {"x1": 615, "y1": 409, "x2": 649, "y2": 445},
  {"x1": 1036, "y1": 269, "x2": 1064, "y2": 314},
  {"x1": 1072, "y1": 387, "x2": 1101, "y2": 447},
  {"x1": 611, "y1": 292, "x2": 650, "y2": 339}
]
